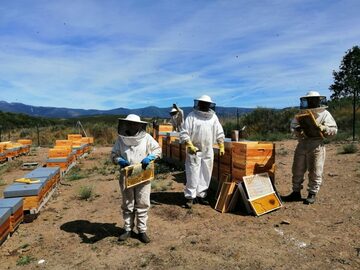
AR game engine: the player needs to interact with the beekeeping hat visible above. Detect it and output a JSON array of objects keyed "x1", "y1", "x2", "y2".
[
  {"x1": 169, "y1": 108, "x2": 178, "y2": 114},
  {"x1": 195, "y1": 95, "x2": 214, "y2": 103},
  {"x1": 300, "y1": 91, "x2": 327, "y2": 109},
  {"x1": 300, "y1": 91, "x2": 325, "y2": 99},
  {"x1": 118, "y1": 114, "x2": 148, "y2": 124}
]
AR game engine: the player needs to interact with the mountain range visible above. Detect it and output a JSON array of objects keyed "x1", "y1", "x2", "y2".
[{"x1": 0, "y1": 101, "x2": 253, "y2": 119}]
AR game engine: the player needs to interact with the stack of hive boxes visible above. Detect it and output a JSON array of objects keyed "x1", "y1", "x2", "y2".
[
  {"x1": 3, "y1": 167, "x2": 61, "y2": 213},
  {"x1": 0, "y1": 140, "x2": 32, "y2": 162},
  {"x1": 0, "y1": 198, "x2": 24, "y2": 234},
  {"x1": 46, "y1": 134, "x2": 93, "y2": 173},
  {"x1": 153, "y1": 124, "x2": 173, "y2": 149}
]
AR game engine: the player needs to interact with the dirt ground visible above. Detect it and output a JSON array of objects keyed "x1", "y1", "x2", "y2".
[{"x1": 0, "y1": 140, "x2": 359, "y2": 270}]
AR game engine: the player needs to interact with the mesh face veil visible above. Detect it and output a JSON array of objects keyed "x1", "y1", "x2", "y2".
[
  {"x1": 194, "y1": 100, "x2": 216, "y2": 112},
  {"x1": 300, "y1": 96, "x2": 327, "y2": 109},
  {"x1": 118, "y1": 121, "x2": 147, "y2": 137}
]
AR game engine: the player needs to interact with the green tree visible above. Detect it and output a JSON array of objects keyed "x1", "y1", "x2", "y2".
[{"x1": 330, "y1": 45, "x2": 360, "y2": 140}]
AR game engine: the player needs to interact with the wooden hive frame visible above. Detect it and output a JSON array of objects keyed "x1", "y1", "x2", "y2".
[
  {"x1": 295, "y1": 110, "x2": 323, "y2": 138},
  {"x1": 123, "y1": 162, "x2": 155, "y2": 188}
]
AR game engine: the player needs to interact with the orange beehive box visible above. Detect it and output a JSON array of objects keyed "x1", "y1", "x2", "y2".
[
  {"x1": 47, "y1": 158, "x2": 70, "y2": 172},
  {"x1": 48, "y1": 148, "x2": 70, "y2": 158},
  {"x1": 17, "y1": 139, "x2": 32, "y2": 145},
  {"x1": 81, "y1": 137, "x2": 94, "y2": 144},
  {"x1": 67, "y1": 134, "x2": 82, "y2": 142},
  {"x1": 55, "y1": 140, "x2": 73, "y2": 147},
  {"x1": 232, "y1": 142, "x2": 275, "y2": 181},
  {"x1": 0, "y1": 145, "x2": 3, "y2": 153}
]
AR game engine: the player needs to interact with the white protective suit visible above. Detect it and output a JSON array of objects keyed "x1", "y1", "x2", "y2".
[
  {"x1": 170, "y1": 108, "x2": 184, "y2": 132},
  {"x1": 290, "y1": 108, "x2": 337, "y2": 194},
  {"x1": 180, "y1": 109, "x2": 225, "y2": 199},
  {"x1": 111, "y1": 132, "x2": 161, "y2": 233}
]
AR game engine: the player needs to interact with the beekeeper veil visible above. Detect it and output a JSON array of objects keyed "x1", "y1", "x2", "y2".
[{"x1": 118, "y1": 114, "x2": 147, "y2": 145}]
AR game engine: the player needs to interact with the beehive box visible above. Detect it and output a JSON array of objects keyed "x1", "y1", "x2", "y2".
[
  {"x1": 46, "y1": 157, "x2": 70, "y2": 172},
  {"x1": 219, "y1": 142, "x2": 233, "y2": 180},
  {"x1": 180, "y1": 142, "x2": 186, "y2": 162},
  {"x1": 162, "y1": 137, "x2": 168, "y2": 158},
  {"x1": 170, "y1": 140, "x2": 181, "y2": 161},
  {"x1": 0, "y1": 198, "x2": 24, "y2": 233},
  {"x1": 3, "y1": 182, "x2": 46, "y2": 211},
  {"x1": 0, "y1": 153, "x2": 6, "y2": 163},
  {"x1": 232, "y1": 141, "x2": 275, "y2": 181},
  {"x1": 0, "y1": 208, "x2": 11, "y2": 245},
  {"x1": 17, "y1": 139, "x2": 32, "y2": 145},
  {"x1": 242, "y1": 173, "x2": 282, "y2": 216},
  {"x1": 122, "y1": 162, "x2": 155, "y2": 188},
  {"x1": 25, "y1": 167, "x2": 61, "y2": 185},
  {"x1": 212, "y1": 146, "x2": 220, "y2": 182},
  {"x1": 68, "y1": 134, "x2": 82, "y2": 142},
  {"x1": 48, "y1": 148, "x2": 70, "y2": 158},
  {"x1": 55, "y1": 140, "x2": 73, "y2": 147}
]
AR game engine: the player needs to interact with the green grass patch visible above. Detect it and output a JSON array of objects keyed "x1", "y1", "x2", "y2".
[{"x1": 16, "y1": 255, "x2": 35, "y2": 266}]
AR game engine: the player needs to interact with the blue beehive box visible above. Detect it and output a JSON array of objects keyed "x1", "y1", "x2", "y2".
[
  {"x1": 24, "y1": 167, "x2": 60, "y2": 178},
  {"x1": 46, "y1": 158, "x2": 68, "y2": 163},
  {"x1": 0, "y1": 198, "x2": 23, "y2": 214},
  {"x1": 3, "y1": 182, "x2": 45, "y2": 198},
  {"x1": 0, "y1": 208, "x2": 11, "y2": 226}
]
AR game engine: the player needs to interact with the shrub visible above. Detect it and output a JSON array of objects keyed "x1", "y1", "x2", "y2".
[
  {"x1": 340, "y1": 144, "x2": 358, "y2": 154},
  {"x1": 78, "y1": 186, "x2": 93, "y2": 200}
]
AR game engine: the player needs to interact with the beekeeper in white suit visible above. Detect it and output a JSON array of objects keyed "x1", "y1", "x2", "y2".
[
  {"x1": 282, "y1": 91, "x2": 337, "y2": 204},
  {"x1": 111, "y1": 114, "x2": 161, "y2": 243},
  {"x1": 169, "y1": 104, "x2": 184, "y2": 132},
  {"x1": 180, "y1": 95, "x2": 225, "y2": 209}
]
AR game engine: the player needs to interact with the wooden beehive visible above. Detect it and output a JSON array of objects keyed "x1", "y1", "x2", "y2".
[
  {"x1": 0, "y1": 198, "x2": 24, "y2": 233},
  {"x1": 122, "y1": 162, "x2": 155, "y2": 188},
  {"x1": 17, "y1": 139, "x2": 32, "y2": 145},
  {"x1": 3, "y1": 183, "x2": 46, "y2": 211},
  {"x1": 0, "y1": 208, "x2": 11, "y2": 245},
  {"x1": 67, "y1": 134, "x2": 82, "y2": 142},
  {"x1": 232, "y1": 141, "x2": 275, "y2": 181},
  {"x1": 170, "y1": 140, "x2": 181, "y2": 161},
  {"x1": 46, "y1": 157, "x2": 70, "y2": 172},
  {"x1": 219, "y1": 142, "x2": 233, "y2": 180},
  {"x1": 55, "y1": 140, "x2": 73, "y2": 147},
  {"x1": 162, "y1": 137, "x2": 168, "y2": 158},
  {"x1": 48, "y1": 148, "x2": 70, "y2": 158}
]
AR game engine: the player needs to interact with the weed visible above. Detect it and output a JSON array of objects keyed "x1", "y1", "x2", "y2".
[
  {"x1": 67, "y1": 173, "x2": 84, "y2": 181},
  {"x1": 78, "y1": 186, "x2": 93, "y2": 200},
  {"x1": 276, "y1": 147, "x2": 288, "y2": 156},
  {"x1": 151, "y1": 179, "x2": 173, "y2": 192},
  {"x1": 339, "y1": 144, "x2": 358, "y2": 154},
  {"x1": 16, "y1": 255, "x2": 34, "y2": 266},
  {"x1": 0, "y1": 179, "x2": 6, "y2": 186}
]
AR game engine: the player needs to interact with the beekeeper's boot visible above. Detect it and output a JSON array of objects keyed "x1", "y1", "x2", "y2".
[
  {"x1": 304, "y1": 193, "x2": 316, "y2": 204},
  {"x1": 118, "y1": 231, "x2": 131, "y2": 242},
  {"x1": 281, "y1": 191, "x2": 302, "y2": 202},
  {"x1": 139, "y1": 232, "x2": 150, "y2": 244},
  {"x1": 197, "y1": 197, "x2": 210, "y2": 205}
]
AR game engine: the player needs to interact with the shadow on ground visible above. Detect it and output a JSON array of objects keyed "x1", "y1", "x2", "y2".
[{"x1": 60, "y1": 220, "x2": 123, "y2": 243}]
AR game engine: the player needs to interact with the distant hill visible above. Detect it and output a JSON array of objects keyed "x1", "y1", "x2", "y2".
[{"x1": 0, "y1": 101, "x2": 253, "y2": 119}]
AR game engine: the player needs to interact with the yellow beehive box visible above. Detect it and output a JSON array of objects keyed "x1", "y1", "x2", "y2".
[
  {"x1": 48, "y1": 148, "x2": 70, "y2": 158},
  {"x1": 56, "y1": 140, "x2": 73, "y2": 147},
  {"x1": 123, "y1": 162, "x2": 154, "y2": 188},
  {"x1": 68, "y1": 134, "x2": 82, "y2": 142},
  {"x1": 232, "y1": 141, "x2": 275, "y2": 181},
  {"x1": 17, "y1": 139, "x2": 32, "y2": 145}
]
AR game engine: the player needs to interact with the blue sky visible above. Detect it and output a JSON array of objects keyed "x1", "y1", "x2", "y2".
[{"x1": 0, "y1": 0, "x2": 359, "y2": 110}]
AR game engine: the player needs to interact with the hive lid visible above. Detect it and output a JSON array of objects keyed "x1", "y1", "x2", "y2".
[
  {"x1": 4, "y1": 183, "x2": 44, "y2": 198},
  {"x1": 0, "y1": 198, "x2": 23, "y2": 213},
  {"x1": 0, "y1": 208, "x2": 12, "y2": 225}
]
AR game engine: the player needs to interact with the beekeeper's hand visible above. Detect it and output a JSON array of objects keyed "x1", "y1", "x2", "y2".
[
  {"x1": 219, "y1": 143, "x2": 225, "y2": 156},
  {"x1": 141, "y1": 154, "x2": 156, "y2": 170},
  {"x1": 318, "y1": 124, "x2": 327, "y2": 132},
  {"x1": 186, "y1": 141, "x2": 199, "y2": 155},
  {"x1": 116, "y1": 157, "x2": 130, "y2": 168}
]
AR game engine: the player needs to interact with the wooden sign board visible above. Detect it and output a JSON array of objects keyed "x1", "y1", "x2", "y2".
[{"x1": 295, "y1": 110, "x2": 323, "y2": 138}]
